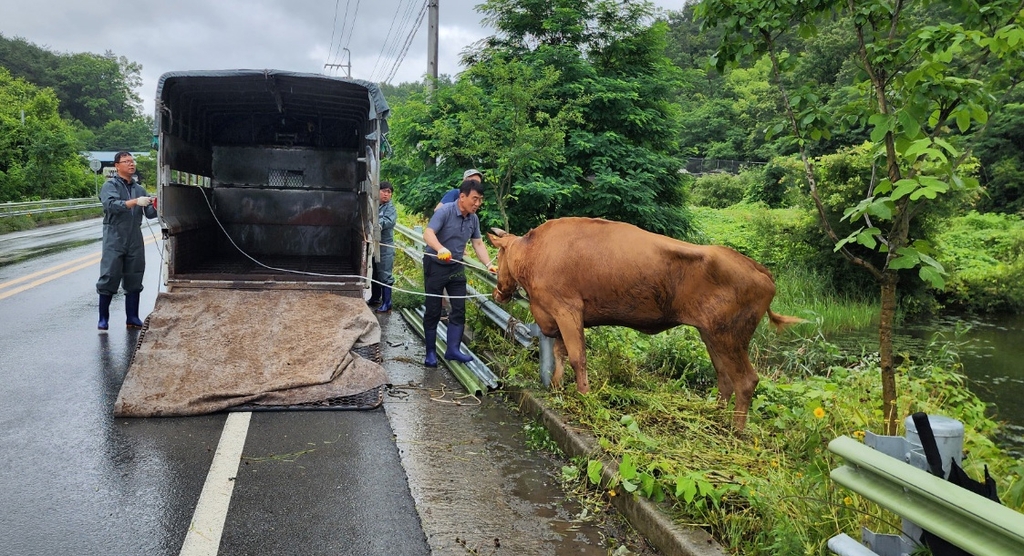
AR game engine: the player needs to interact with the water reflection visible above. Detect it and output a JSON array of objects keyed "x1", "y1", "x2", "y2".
[{"x1": 861, "y1": 314, "x2": 1024, "y2": 457}]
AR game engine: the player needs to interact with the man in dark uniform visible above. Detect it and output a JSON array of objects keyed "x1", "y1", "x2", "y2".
[
  {"x1": 368, "y1": 181, "x2": 397, "y2": 312},
  {"x1": 421, "y1": 178, "x2": 497, "y2": 367},
  {"x1": 96, "y1": 151, "x2": 158, "y2": 330}
]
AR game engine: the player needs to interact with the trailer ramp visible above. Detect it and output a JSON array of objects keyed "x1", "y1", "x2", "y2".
[{"x1": 114, "y1": 290, "x2": 387, "y2": 416}]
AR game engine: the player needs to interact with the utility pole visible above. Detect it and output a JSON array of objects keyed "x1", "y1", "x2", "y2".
[
  {"x1": 324, "y1": 48, "x2": 352, "y2": 77},
  {"x1": 427, "y1": 0, "x2": 439, "y2": 94}
]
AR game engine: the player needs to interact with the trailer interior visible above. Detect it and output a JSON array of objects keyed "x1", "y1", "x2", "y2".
[{"x1": 155, "y1": 70, "x2": 389, "y2": 295}]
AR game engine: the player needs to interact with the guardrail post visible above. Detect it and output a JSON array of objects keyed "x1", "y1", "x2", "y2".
[
  {"x1": 828, "y1": 413, "x2": 968, "y2": 556},
  {"x1": 529, "y1": 323, "x2": 554, "y2": 387}
]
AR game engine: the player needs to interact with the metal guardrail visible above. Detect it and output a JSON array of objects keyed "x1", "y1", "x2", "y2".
[
  {"x1": 0, "y1": 198, "x2": 102, "y2": 218},
  {"x1": 828, "y1": 435, "x2": 1024, "y2": 556},
  {"x1": 391, "y1": 222, "x2": 556, "y2": 392}
]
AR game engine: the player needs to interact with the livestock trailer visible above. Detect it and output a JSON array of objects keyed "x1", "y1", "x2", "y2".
[{"x1": 155, "y1": 69, "x2": 390, "y2": 295}]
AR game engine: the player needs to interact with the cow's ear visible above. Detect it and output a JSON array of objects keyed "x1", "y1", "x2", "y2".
[{"x1": 490, "y1": 227, "x2": 508, "y2": 237}]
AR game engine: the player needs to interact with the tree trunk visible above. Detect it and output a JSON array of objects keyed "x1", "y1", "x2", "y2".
[{"x1": 879, "y1": 271, "x2": 899, "y2": 435}]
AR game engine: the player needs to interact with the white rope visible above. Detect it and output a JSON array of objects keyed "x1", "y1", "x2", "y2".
[{"x1": 188, "y1": 190, "x2": 491, "y2": 300}]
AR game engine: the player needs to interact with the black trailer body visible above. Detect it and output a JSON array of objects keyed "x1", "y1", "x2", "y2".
[{"x1": 155, "y1": 70, "x2": 390, "y2": 296}]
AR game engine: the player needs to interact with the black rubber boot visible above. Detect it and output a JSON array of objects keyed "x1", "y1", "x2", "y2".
[
  {"x1": 367, "y1": 281, "x2": 381, "y2": 306},
  {"x1": 376, "y1": 286, "x2": 392, "y2": 313},
  {"x1": 424, "y1": 328, "x2": 438, "y2": 367},
  {"x1": 98, "y1": 294, "x2": 112, "y2": 330},
  {"x1": 444, "y1": 324, "x2": 473, "y2": 363},
  {"x1": 125, "y1": 292, "x2": 144, "y2": 328}
]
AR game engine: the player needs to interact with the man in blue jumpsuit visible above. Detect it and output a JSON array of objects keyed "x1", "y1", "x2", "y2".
[
  {"x1": 96, "y1": 152, "x2": 158, "y2": 330},
  {"x1": 421, "y1": 178, "x2": 497, "y2": 367},
  {"x1": 368, "y1": 181, "x2": 397, "y2": 312}
]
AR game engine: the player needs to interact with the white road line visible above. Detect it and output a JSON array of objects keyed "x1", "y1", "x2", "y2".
[{"x1": 180, "y1": 411, "x2": 252, "y2": 556}]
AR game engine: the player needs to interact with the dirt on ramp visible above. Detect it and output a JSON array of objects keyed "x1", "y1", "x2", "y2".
[{"x1": 114, "y1": 289, "x2": 387, "y2": 417}]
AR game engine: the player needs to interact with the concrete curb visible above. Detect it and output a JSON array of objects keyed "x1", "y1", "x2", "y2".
[{"x1": 509, "y1": 389, "x2": 728, "y2": 556}]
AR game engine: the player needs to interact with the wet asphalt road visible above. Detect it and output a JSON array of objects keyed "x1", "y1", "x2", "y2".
[{"x1": 0, "y1": 218, "x2": 634, "y2": 556}]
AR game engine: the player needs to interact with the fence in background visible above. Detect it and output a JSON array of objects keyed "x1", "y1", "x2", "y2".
[{"x1": 0, "y1": 198, "x2": 101, "y2": 218}]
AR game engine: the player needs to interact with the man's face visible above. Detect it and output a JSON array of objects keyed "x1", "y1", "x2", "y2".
[
  {"x1": 458, "y1": 190, "x2": 484, "y2": 214},
  {"x1": 379, "y1": 188, "x2": 392, "y2": 203},
  {"x1": 116, "y1": 157, "x2": 136, "y2": 179}
]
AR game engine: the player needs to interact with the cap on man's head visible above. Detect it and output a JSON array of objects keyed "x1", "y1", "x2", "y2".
[{"x1": 463, "y1": 169, "x2": 483, "y2": 180}]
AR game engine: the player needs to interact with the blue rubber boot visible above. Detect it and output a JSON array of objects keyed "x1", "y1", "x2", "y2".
[
  {"x1": 367, "y1": 281, "x2": 381, "y2": 306},
  {"x1": 444, "y1": 324, "x2": 473, "y2": 363},
  {"x1": 424, "y1": 328, "x2": 438, "y2": 367},
  {"x1": 376, "y1": 286, "x2": 392, "y2": 313},
  {"x1": 98, "y1": 294, "x2": 112, "y2": 330},
  {"x1": 125, "y1": 292, "x2": 144, "y2": 328}
]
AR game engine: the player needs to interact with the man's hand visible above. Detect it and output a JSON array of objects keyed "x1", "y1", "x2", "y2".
[
  {"x1": 437, "y1": 248, "x2": 452, "y2": 262},
  {"x1": 136, "y1": 196, "x2": 152, "y2": 207},
  {"x1": 487, "y1": 263, "x2": 498, "y2": 274}
]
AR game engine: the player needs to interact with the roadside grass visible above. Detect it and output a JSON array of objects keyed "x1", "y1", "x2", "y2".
[
  {"x1": 0, "y1": 207, "x2": 103, "y2": 234},
  {"x1": 484, "y1": 322, "x2": 1024, "y2": 555},
  {"x1": 389, "y1": 205, "x2": 1024, "y2": 554}
]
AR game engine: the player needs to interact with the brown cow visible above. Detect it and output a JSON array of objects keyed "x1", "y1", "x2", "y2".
[{"x1": 487, "y1": 217, "x2": 802, "y2": 431}]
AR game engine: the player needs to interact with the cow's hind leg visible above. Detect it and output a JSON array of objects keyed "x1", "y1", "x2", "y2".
[
  {"x1": 551, "y1": 336, "x2": 567, "y2": 390},
  {"x1": 700, "y1": 331, "x2": 735, "y2": 410},
  {"x1": 551, "y1": 310, "x2": 589, "y2": 394},
  {"x1": 701, "y1": 334, "x2": 758, "y2": 432}
]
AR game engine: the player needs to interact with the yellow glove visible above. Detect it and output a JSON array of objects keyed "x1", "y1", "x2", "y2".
[
  {"x1": 437, "y1": 248, "x2": 452, "y2": 262},
  {"x1": 487, "y1": 263, "x2": 498, "y2": 274}
]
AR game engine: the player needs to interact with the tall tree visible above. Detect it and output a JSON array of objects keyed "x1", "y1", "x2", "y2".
[
  {"x1": 696, "y1": 0, "x2": 1024, "y2": 433},
  {"x1": 0, "y1": 68, "x2": 88, "y2": 202},
  {"x1": 462, "y1": 0, "x2": 693, "y2": 237}
]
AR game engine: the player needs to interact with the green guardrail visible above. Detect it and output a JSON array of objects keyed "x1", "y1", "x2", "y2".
[{"x1": 828, "y1": 435, "x2": 1024, "y2": 556}]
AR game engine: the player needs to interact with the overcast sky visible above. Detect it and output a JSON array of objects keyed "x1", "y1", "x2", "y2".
[{"x1": 1, "y1": 0, "x2": 680, "y2": 115}]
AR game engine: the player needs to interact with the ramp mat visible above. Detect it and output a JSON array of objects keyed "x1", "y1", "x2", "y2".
[{"x1": 114, "y1": 289, "x2": 387, "y2": 417}]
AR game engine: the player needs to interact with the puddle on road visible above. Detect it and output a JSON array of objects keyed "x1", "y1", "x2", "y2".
[
  {"x1": 0, "y1": 238, "x2": 100, "y2": 267},
  {"x1": 378, "y1": 313, "x2": 657, "y2": 555}
]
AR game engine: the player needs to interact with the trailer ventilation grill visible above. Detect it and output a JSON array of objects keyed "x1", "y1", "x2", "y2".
[{"x1": 269, "y1": 168, "x2": 304, "y2": 188}]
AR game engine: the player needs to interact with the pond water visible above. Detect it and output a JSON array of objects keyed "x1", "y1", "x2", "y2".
[
  {"x1": 895, "y1": 313, "x2": 1024, "y2": 459},
  {"x1": 916, "y1": 314, "x2": 1024, "y2": 458}
]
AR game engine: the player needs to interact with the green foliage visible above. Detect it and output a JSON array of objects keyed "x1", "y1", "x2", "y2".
[
  {"x1": 935, "y1": 211, "x2": 1024, "y2": 312},
  {"x1": 973, "y1": 102, "x2": 1024, "y2": 214},
  {"x1": 0, "y1": 68, "x2": 89, "y2": 202},
  {"x1": 1, "y1": 34, "x2": 143, "y2": 128},
  {"x1": 386, "y1": 0, "x2": 695, "y2": 238},
  {"x1": 90, "y1": 116, "x2": 154, "y2": 151},
  {"x1": 688, "y1": 172, "x2": 745, "y2": 208},
  {"x1": 526, "y1": 321, "x2": 1023, "y2": 555}
]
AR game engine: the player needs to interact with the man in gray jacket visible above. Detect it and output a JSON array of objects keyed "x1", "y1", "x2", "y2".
[
  {"x1": 96, "y1": 151, "x2": 158, "y2": 330},
  {"x1": 368, "y1": 181, "x2": 397, "y2": 312}
]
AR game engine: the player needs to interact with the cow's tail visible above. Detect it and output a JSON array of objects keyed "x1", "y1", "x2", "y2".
[{"x1": 767, "y1": 310, "x2": 804, "y2": 332}]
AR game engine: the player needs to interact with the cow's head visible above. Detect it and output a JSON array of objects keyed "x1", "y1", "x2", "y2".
[{"x1": 487, "y1": 228, "x2": 518, "y2": 303}]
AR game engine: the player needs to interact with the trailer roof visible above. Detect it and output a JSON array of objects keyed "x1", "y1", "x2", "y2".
[{"x1": 155, "y1": 70, "x2": 389, "y2": 149}]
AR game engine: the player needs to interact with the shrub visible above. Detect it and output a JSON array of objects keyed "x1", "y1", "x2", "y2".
[{"x1": 689, "y1": 172, "x2": 746, "y2": 208}]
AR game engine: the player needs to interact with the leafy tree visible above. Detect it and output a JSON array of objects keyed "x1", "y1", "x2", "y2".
[
  {"x1": 0, "y1": 68, "x2": 88, "y2": 202},
  {"x1": 696, "y1": 0, "x2": 1024, "y2": 433},
  {"x1": 90, "y1": 116, "x2": 155, "y2": 151},
  {"x1": 1, "y1": 34, "x2": 143, "y2": 128},
  {"x1": 465, "y1": 0, "x2": 693, "y2": 237},
  {"x1": 973, "y1": 99, "x2": 1024, "y2": 214}
]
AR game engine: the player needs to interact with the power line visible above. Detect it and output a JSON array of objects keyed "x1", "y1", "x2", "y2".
[
  {"x1": 384, "y1": 0, "x2": 429, "y2": 84},
  {"x1": 326, "y1": 0, "x2": 342, "y2": 68},
  {"x1": 341, "y1": 0, "x2": 363, "y2": 52},
  {"x1": 372, "y1": 0, "x2": 422, "y2": 81},
  {"x1": 329, "y1": 0, "x2": 355, "y2": 68}
]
